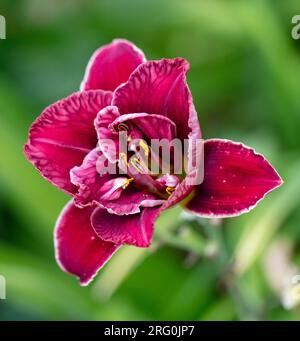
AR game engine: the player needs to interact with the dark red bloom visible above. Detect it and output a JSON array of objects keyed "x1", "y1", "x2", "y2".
[{"x1": 24, "y1": 39, "x2": 282, "y2": 285}]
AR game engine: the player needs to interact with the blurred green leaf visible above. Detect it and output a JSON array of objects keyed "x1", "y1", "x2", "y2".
[
  {"x1": 0, "y1": 242, "x2": 96, "y2": 320},
  {"x1": 234, "y1": 161, "x2": 300, "y2": 275},
  {"x1": 0, "y1": 0, "x2": 300, "y2": 321}
]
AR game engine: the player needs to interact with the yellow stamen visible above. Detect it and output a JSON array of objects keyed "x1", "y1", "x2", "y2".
[
  {"x1": 123, "y1": 178, "x2": 133, "y2": 189},
  {"x1": 130, "y1": 157, "x2": 144, "y2": 173},
  {"x1": 166, "y1": 186, "x2": 175, "y2": 196},
  {"x1": 119, "y1": 152, "x2": 128, "y2": 166},
  {"x1": 139, "y1": 139, "x2": 149, "y2": 156}
]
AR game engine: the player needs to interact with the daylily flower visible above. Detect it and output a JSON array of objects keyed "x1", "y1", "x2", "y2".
[{"x1": 24, "y1": 39, "x2": 283, "y2": 285}]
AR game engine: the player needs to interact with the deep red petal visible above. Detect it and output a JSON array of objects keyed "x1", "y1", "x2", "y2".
[
  {"x1": 24, "y1": 90, "x2": 112, "y2": 194},
  {"x1": 55, "y1": 201, "x2": 119, "y2": 286},
  {"x1": 112, "y1": 58, "x2": 202, "y2": 207},
  {"x1": 71, "y1": 147, "x2": 163, "y2": 212},
  {"x1": 91, "y1": 207, "x2": 161, "y2": 247},
  {"x1": 113, "y1": 58, "x2": 201, "y2": 140},
  {"x1": 186, "y1": 139, "x2": 283, "y2": 217},
  {"x1": 70, "y1": 147, "x2": 113, "y2": 207},
  {"x1": 110, "y1": 113, "x2": 177, "y2": 141},
  {"x1": 94, "y1": 106, "x2": 120, "y2": 163},
  {"x1": 81, "y1": 39, "x2": 146, "y2": 91},
  {"x1": 101, "y1": 187, "x2": 164, "y2": 215}
]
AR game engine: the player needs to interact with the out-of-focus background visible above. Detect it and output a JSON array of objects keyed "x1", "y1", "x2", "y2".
[{"x1": 0, "y1": 0, "x2": 300, "y2": 321}]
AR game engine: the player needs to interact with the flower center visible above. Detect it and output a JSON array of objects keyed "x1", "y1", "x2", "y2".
[{"x1": 116, "y1": 126, "x2": 179, "y2": 199}]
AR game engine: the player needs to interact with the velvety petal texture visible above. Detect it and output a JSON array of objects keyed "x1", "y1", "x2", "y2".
[
  {"x1": 186, "y1": 139, "x2": 283, "y2": 217},
  {"x1": 110, "y1": 113, "x2": 177, "y2": 141},
  {"x1": 23, "y1": 39, "x2": 283, "y2": 286},
  {"x1": 55, "y1": 201, "x2": 119, "y2": 286},
  {"x1": 113, "y1": 58, "x2": 201, "y2": 140},
  {"x1": 70, "y1": 147, "x2": 112, "y2": 207},
  {"x1": 71, "y1": 147, "x2": 163, "y2": 213},
  {"x1": 24, "y1": 90, "x2": 112, "y2": 194},
  {"x1": 91, "y1": 206, "x2": 161, "y2": 247},
  {"x1": 112, "y1": 58, "x2": 202, "y2": 209},
  {"x1": 81, "y1": 39, "x2": 146, "y2": 91},
  {"x1": 101, "y1": 188, "x2": 164, "y2": 215},
  {"x1": 94, "y1": 106, "x2": 121, "y2": 163}
]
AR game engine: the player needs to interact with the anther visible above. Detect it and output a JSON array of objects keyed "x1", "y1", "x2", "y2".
[
  {"x1": 123, "y1": 178, "x2": 133, "y2": 189},
  {"x1": 130, "y1": 157, "x2": 145, "y2": 173},
  {"x1": 139, "y1": 139, "x2": 149, "y2": 156},
  {"x1": 166, "y1": 186, "x2": 175, "y2": 196}
]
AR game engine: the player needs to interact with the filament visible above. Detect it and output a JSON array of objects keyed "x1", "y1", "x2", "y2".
[
  {"x1": 139, "y1": 139, "x2": 149, "y2": 156},
  {"x1": 130, "y1": 157, "x2": 145, "y2": 173},
  {"x1": 119, "y1": 152, "x2": 128, "y2": 166}
]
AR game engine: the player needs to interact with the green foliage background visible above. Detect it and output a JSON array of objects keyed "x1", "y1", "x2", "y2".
[{"x1": 0, "y1": 0, "x2": 300, "y2": 320}]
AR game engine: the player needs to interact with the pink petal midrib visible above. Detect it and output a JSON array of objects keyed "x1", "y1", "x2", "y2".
[{"x1": 31, "y1": 137, "x2": 92, "y2": 154}]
